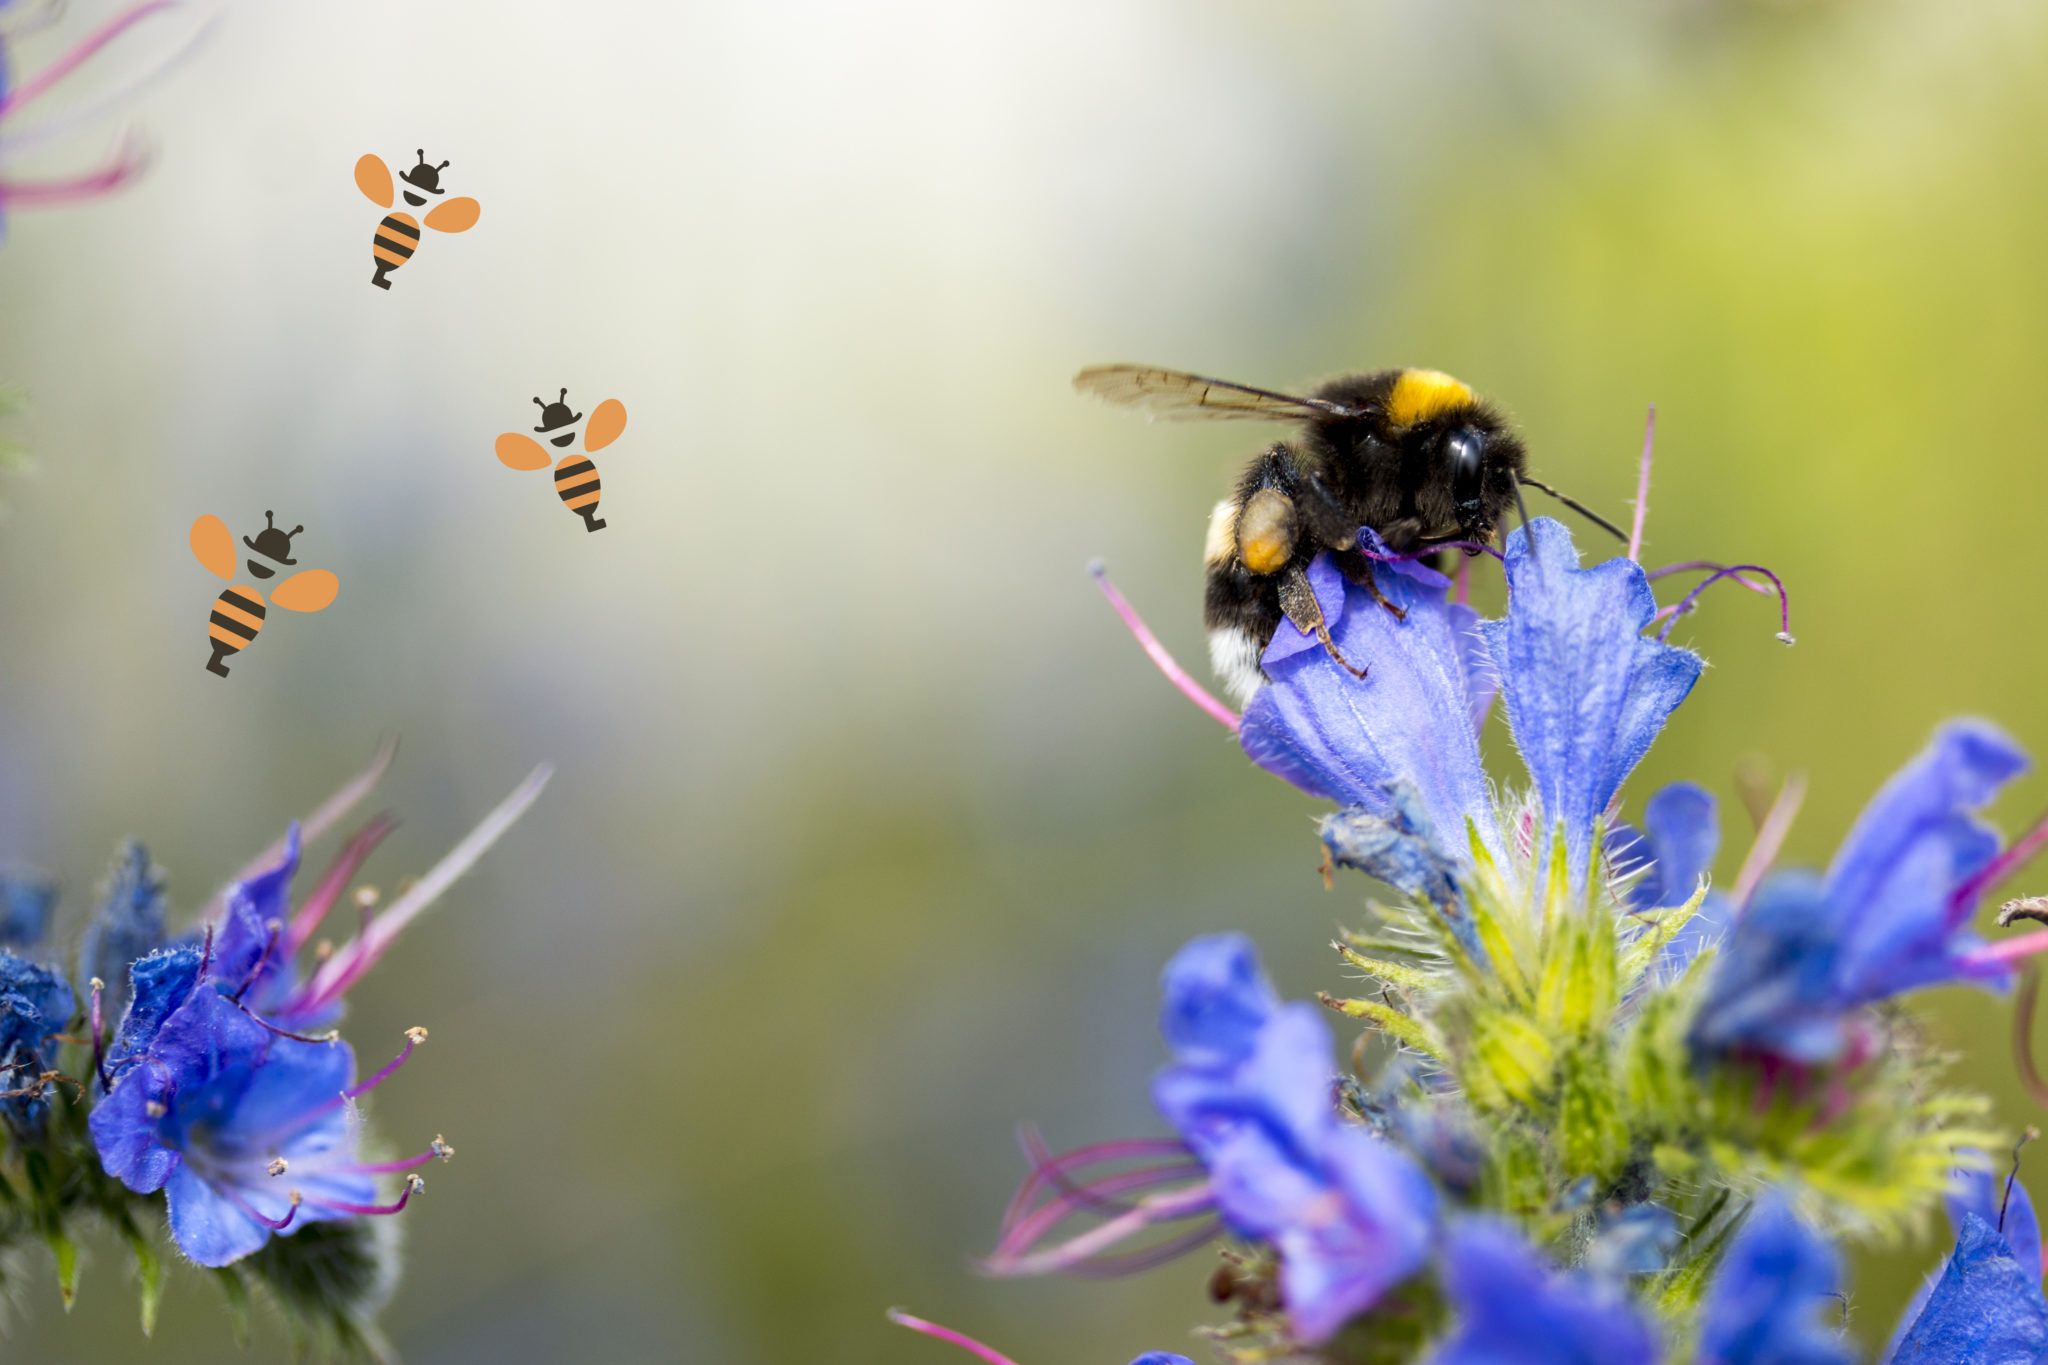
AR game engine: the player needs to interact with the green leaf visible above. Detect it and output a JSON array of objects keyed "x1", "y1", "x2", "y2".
[
  {"x1": 213, "y1": 1267, "x2": 253, "y2": 1349},
  {"x1": 118, "y1": 1214, "x2": 164, "y2": 1337},
  {"x1": 45, "y1": 1224, "x2": 77, "y2": 1311}
]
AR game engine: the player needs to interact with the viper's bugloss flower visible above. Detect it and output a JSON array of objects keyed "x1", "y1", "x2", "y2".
[
  {"x1": 1889, "y1": 1213, "x2": 2048, "y2": 1365},
  {"x1": 1696, "y1": 1196, "x2": 1852, "y2": 1365},
  {"x1": 1427, "y1": 1219, "x2": 1657, "y2": 1365},
  {"x1": 0, "y1": 947, "x2": 72, "y2": 1134},
  {"x1": 1614, "y1": 781, "x2": 1727, "y2": 976},
  {"x1": 1691, "y1": 721, "x2": 2036, "y2": 1062},
  {"x1": 87, "y1": 984, "x2": 430, "y2": 1267},
  {"x1": 1242, "y1": 518, "x2": 1701, "y2": 899},
  {"x1": 0, "y1": 872, "x2": 55, "y2": 948}
]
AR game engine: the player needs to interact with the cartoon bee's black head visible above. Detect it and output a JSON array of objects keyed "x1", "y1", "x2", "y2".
[
  {"x1": 242, "y1": 511, "x2": 302, "y2": 579},
  {"x1": 400, "y1": 149, "x2": 449, "y2": 207},
  {"x1": 533, "y1": 388, "x2": 583, "y2": 448}
]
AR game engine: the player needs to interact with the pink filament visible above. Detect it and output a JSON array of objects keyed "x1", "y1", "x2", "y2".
[
  {"x1": 991, "y1": 1160, "x2": 1210, "y2": 1262},
  {"x1": 1968, "y1": 929, "x2": 2048, "y2": 970},
  {"x1": 223, "y1": 1186, "x2": 299, "y2": 1232},
  {"x1": 1651, "y1": 563, "x2": 1793, "y2": 644},
  {"x1": 984, "y1": 1181, "x2": 1216, "y2": 1277},
  {"x1": 350, "y1": 1145, "x2": 445, "y2": 1175},
  {"x1": 1731, "y1": 774, "x2": 1807, "y2": 911},
  {"x1": 315, "y1": 1179, "x2": 419, "y2": 1218},
  {"x1": 1951, "y1": 806, "x2": 2048, "y2": 924},
  {"x1": 0, "y1": 144, "x2": 147, "y2": 203},
  {"x1": 1089, "y1": 562, "x2": 1239, "y2": 731},
  {"x1": 887, "y1": 1310, "x2": 1023, "y2": 1365},
  {"x1": 0, "y1": 1, "x2": 182, "y2": 119},
  {"x1": 288, "y1": 815, "x2": 397, "y2": 955},
  {"x1": 998, "y1": 1129, "x2": 1191, "y2": 1234},
  {"x1": 343, "y1": 1034, "x2": 419, "y2": 1101},
  {"x1": 1627, "y1": 406, "x2": 1655, "y2": 562}
]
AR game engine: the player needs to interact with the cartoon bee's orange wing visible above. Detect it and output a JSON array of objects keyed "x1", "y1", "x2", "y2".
[
  {"x1": 424, "y1": 197, "x2": 480, "y2": 234},
  {"x1": 585, "y1": 399, "x2": 627, "y2": 453},
  {"x1": 270, "y1": 570, "x2": 339, "y2": 614},
  {"x1": 496, "y1": 433, "x2": 553, "y2": 471},
  {"x1": 190, "y1": 514, "x2": 235, "y2": 580},
  {"x1": 354, "y1": 154, "x2": 394, "y2": 210}
]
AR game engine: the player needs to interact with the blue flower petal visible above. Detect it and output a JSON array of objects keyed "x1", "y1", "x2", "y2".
[
  {"x1": 1319, "y1": 780, "x2": 1462, "y2": 909},
  {"x1": 1825, "y1": 721, "x2": 2028, "y2": 1003},
  {"x1": 1947, "y1": 1162, "x2": 2042, "y2": 1283},
  {"x1": 1428, "y1": 1218, "x2": 1659, "y2": 1365},
  {"x1": 164, "y1": 1161, "x2": 274, "y2": 1268},
  {"x1": 1272, "y1": 1125, "x2": 1437, "y2": 1345},
  {"x1": 1888, "y1": 1214, "x2": 2048, "y2": 1365},
  {"x1": 1697, "y1": 1195, "x2": 1852, "y2": 1365},
  {"x1": 1129, "y1": 1356, "x2": 1196, "y2": 1365},
  {"x1": 80, "y1": 841, "x2": 171, "y2": 1021},
  {"x1": 1156, "y1": 933, "x2": 1280, "y2": 1069},
  {"x1": 1240, "y1": 539, "x2": 1497, "y2": 867},
  {"x1": 1624, "y1": 783, "x2": 1719, "y2": 911},
  {"x1": 211, "y1": 826, "x2": 301, "y2": 993},
  {"x1": 1479, "y1": 518, "x2": 1702, "y2": 892},
  {"x1": 88, "y1": 1059, "x2": 180, "y2": 1193},
  {"x1": 1689, "y1": 872, "x2": 1849, "y2": 1063},
  {"x1": 105, "y1": 944, "x2": 204, "y2": 1073},
  {"x1": 1154, "y1": 1001, "x2": 1334, "y2": 1166},
  {"x1": 0, "y1": 951, "x2": 74, "y2": 1132}
]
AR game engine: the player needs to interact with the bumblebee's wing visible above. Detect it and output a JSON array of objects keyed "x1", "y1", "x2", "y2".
[
  {"x1": 496, "y1": 432, "x2": 553, "y2": 471},
  {"x1": 189, "y1": 514, "x2": 235, "y2": 580},
  {"x1": 1073, "y1": 364, "x2": 1370, "y2": 422},
  {"x1": 270, "y1": 570, "x2": 339, "y2": 613},
  {"x1": 354, "y1": 154, "x2": 394, "y2": 210},
  {"x1": 424, "y1": 197, "x2": 480, "y2": 234},
  {"x1": 584, "y1": 399, "x2": 627, "y2": 453}
]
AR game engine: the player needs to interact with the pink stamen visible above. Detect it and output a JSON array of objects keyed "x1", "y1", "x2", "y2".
[
  {"x1": 1017, "y1": 1128, "x2": 1194, "y2": 1222},
  {"x1": 984, "y1": 1181, "x2": 1216, "y2": 1277},
  {"x1": 343, "y1": 1029, "x2": 424, "y2": 1101},
  {"x1": 0, "y1": 1, "x2": 181, "y2": 119},
  {"x1": 232, "y1": 920, "x2": 284, "y2": 1002},
  {"x1": 1963, "y1": 928, "x2": 2048, "y2": 970},
  {"x1": 1951, "y1": 806, "x2": 2048, "y2": 925},
  {"x1": 1089, "y1": 562, "x2": 1239, "y2": 732},
  {"x1": 1732, "y1": 774, "x2": 1807, "y2": 911},
  {"x1": 992, "y1": 1160, "x2": 1211, "y2": 1261},
  {"x1": 287, "y1": 815, "x2": 398, "y2": 955},
  {"x1": 88, "y1": 977, "x2": 108, "y2": 1090},
  {"x1": 209, "y1": 738, "x2": 396, "y2": 921},
  {"x1": 222, "y1": 1185, "x2": 300, "y2": 1232},
  {"x1": 297, "y1": 766, "x2": 550, "y2": 1012},
  {"x1": 999, "y1": 1129, "x2": 1191, "y2": 1234},
  {"x1": 0, "y1": 140, "x2": 148, "y2": 203},
  {"x1": 349, "y1": 1140, "x2": 449, "y2": 1175},
  {"x1": 1651, "y1": 563, "x2": 1794, "y2": 645},
  {"x1": 313, "y1": 1174, "x2": 422, "y2": 1218},
  {"x1": 1627, "y1": 406, "x2": 1655, "y2": 562},
  {"x1": 886, "y1": 1310, "x2": 1022, "y2": 1365},
  {"x1": 233, "y1": 1000, "x2": 338, "y2": 1047}
]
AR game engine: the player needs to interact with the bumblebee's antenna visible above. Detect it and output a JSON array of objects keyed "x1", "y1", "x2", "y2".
[{"x1": 1520, "y1": 475, "x2": 1628, "y2": 544}]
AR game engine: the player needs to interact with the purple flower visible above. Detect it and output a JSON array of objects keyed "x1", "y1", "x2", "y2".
[
  {"x1": 88, "y1": 984, "x2": 437, "y2": 1267},
  {"x1": 1692, "y1": 722, "x2": 2030, "y2": 1062},
  {"x1": 1241, "y1": 519, "x2": 1701, "y2": 899},
  {"x1": 1426, "y1": 1218, "x2": 1658, "y2": 1365},
  {"x1": 1888, "y1": 1214, "x2": 2048, "y2": 1365},
  {"x1": 1153, "y1": 934, "x2": 1436, "y2": 1345},
  {"x1": 0, "y1": 948, "x2": 72, "y2": 1133},
  {"x1": 1696, "y1": 1196, "x2": 1851, "y2": 1365}
]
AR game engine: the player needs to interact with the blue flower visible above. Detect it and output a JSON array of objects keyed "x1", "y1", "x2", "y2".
[
  {"x1": 1886, "y1": 1161, "x2": 2047, "y2": 1363},
  {"x1": 0, "y1": 949, "x2": 73, "y2": 1134},
  {"x1": 1242, "y1": 519, "x2": 1700, "y2": 899},
  {"x1": 1613, "y1": 782, "x2": 1728, "y2": 974},
  {"x1": 1887, "y1": 1214, "x2": 2048, "y2": 1365},
  {"x1": 1152, "y1": 934, "x2": 1437, "y2": 1345},
  {"x1": 1696, "y1": 1195, "x2": 1852, "y2": 1365},
  {"x1": 1477, "y1": 519, "x2": 1702, "y2": 893},
  {"x1": 1692, "y1": 722, "x2": 2028, "y2": 1062},
  {"x1": 1427, "y1": 1218, "x2": 1658, "y2": 1365},
  {"x1": 88, "y1": 984, "x2": 431, "y2": 1267},
  {"x1": 80, "y1": 841, "x2": 170, "y2": 1021}
]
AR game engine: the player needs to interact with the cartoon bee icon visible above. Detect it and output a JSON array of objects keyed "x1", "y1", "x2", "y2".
[
  {"x1": 495, "y1": 390, "x2": 629, "y2": 532},
  {"x1": 189, "y1": 513, "x2": 339, "y2": 677},
  {"x1": 353, "y1": 149, "x2": 480, "y2": 290}
]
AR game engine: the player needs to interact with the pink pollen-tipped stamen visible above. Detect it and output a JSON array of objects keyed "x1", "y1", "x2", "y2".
[
  {"x1": 886, "y1": 1310, "x2": 1023, "y2": 1365},
  {"x1": 222, "y1": 1185, "x2": 300, "y2": 1232},
  {"x1": 1951, "y1": 805, "x2": 2048, "y2": 925},
  {"x1": 296, "y1": 766, "x2": 551, "y2": 1012},
  {"x1": 313, "y1": 1175, "x2": 422, "y2": 1218},
  {"x1": 344, "y1": 1030, "x2": 423, "y2": 1101},
  {"x1": 1089, "y1": 561, "x2": 1239, "y2": 732},
  {"x1": 0, "y1": 1, "x2": 182, "y2": 119},
  {"x1": 1652, "y1": 563, "x2": 1794, "y2": 644},
  {"x1": 349, "y1": 1143, "x2": 447, "y2": 1175},
  {"x1": 232, "y1": 920, "x2": 284, "y2": 1003},
  {"x1": 1965, "y1": 929, "x2": 2048, "y2": 970},
  {"x1": 1627, "y1": 406, "x2": 1655, "y2": 562},
  {"x1": 288, "y1": 814, "x2": 398, "y2": 956},
  {"x1": 233, "y1": 999, "x2": 339, "y2": 1047},
  {"x1": 1014, "y1": 1129, "x2": 1196, "y2": 1224},
  {"x1": 88, "y1": 977, "x2": 108, "y2": 1090},
  {"x1": 1732, "y1": 773, "x2": 1807, "y2": 911}
]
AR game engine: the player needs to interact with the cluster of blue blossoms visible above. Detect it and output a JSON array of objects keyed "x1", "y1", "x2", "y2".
[
  {"x1": 896, "y1": 499, "x2": 2048, "y2": 1363},
  {"x1": 0, "y1": 748, "x2": 543, "y2": 1345}
]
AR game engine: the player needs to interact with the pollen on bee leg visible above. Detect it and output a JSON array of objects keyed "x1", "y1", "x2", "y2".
[
  {"x1": 1088, "y1": 560, "x2": 1241, "y2": 732},
  {"x1": 267, "y1": 1157, "x2": 289, "y2": 1178}
]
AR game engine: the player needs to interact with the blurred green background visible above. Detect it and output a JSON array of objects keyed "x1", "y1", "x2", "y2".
[{"x1": 2, "y1": 0, "x2": 2047, "y2": 1359}]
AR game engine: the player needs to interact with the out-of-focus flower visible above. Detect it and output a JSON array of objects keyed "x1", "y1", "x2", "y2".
[
  {"x1": 1691, "y1": 722, "x2": 2037, "y2": 1062},
  {"x1": 1426, "y1": 1218, "x2": 1658, "y2": 1365},
  {"x1": 0, "y1": 872, "x2": 55, "y2": 948},
  {"x1": 1695, "y1": 1195, "x2": 1852, "y2": 1365},
  {"x1": 80, "y1": 840, "x2": 169, "y2": 1020},
  {"x1": 1612, "y1": 782, "x2": 1727, "y2": 974},
  {"x1": 0, "y1": 947, "x2": 72, "y2": 1133}
]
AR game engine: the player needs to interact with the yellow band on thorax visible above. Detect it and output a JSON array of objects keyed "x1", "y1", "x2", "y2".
[{"x1": 1387, "y1": 369, "x2": 1475, "y2": 427}]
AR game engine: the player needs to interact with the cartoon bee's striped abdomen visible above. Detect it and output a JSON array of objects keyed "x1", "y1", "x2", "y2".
[
  {"x1": 208, "y1": 584, "x2": 267, "y2": 667},
  {"x1": 553, "y1": 453, "x2": 606, "y2": 531},
  {"x1": 373, "y1": 213, "x2": 420, "y2": 269}
]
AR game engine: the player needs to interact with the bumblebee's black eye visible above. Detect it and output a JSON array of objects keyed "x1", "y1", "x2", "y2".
[{"x1": 1447, "y1": 426, "x2": 1487, "y2": 512}]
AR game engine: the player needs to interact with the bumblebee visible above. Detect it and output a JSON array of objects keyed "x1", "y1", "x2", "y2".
[{"x1": 1074, "y1": 364, "x2": 1618, "y2": 705}]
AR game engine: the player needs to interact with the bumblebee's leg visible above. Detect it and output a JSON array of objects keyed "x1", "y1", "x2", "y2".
[
  {"x1": 1331, "y1": 546, "x2": 1407, "y2": 622},
  {"x1": 1278, "y1": 563, "x2": 1367, "y2": 680},
  {"x1": 1289, "y1": 460, "x2": 1361, "y2": 551}
]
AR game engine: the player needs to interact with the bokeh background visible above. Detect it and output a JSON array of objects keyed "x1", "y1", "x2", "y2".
[{"x1": 3, "y1": 0, "x2": 2047, "y2": 1359}]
